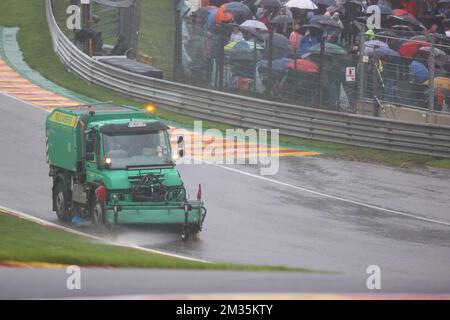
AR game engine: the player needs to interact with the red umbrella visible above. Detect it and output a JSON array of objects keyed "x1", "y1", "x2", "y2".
[
  {"x1": 398, "y1": 40, "x2": 429, "y2": 58},
  {"x1": 392, "y1": 9, "x2": 410, "y2": 16},
  {"x1": 287, "y1": 59, "x2": 318, "y2": 73},
  {"x1": 215, "y1": 3, "x2": 234, "y2": 23}
]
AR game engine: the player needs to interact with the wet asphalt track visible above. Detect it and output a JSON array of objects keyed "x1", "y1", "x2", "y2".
[{"x1": 0, "y1": 92, "x2": 450, "y2": 298}]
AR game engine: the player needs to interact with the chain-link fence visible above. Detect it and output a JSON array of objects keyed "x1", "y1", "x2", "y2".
[
  {"x1": 176, "y1": 3, "x2": 450, "y2": 116},
  {"x1": 358, "y1": 29, "x2": 450, "y2": 113},
  {"x1": 179, "y1": 10, "x2": 360, "y2": 112}
]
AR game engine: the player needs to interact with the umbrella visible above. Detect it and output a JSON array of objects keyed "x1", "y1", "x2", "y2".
[
  {"x1": 364, "y1": 41, "x2": 389, "y2": 54},
  {"x1": 310, "y1": 15, "x2": 343, "y2": 29},
  {"x1": 373, "y1": 47, "x2": 400, "y2": 57},
  {"x1": 225, "y1": 50, "x2": 258, "y2": 61},
  {"x1": 410, "y1": 60, "x2": 429, "y2": 83},
  {"x1": 240, "y1": 19, "x2": 269, "y2": 31},
  {"x1": 398, "y1": 40, "x2": 429, "y2": 58},
  {"x1": 260, "y1": 0, "x2": 282, "y2": 8},
  {"x1": 364, "y1": 40, "x2": 389, "y2": 49},
  {"x1": 258, "y1": 58, "x2": 291, "y2": 71},
  {"x1": 389, "y1": 10, "x2": 422, "y2": 27},
  {"x1": 270, "y1": 15, "x2": 294, "y2": 24},
  {"x1": 285, "y1": 0, "x2": 318, "y2": 10},
  {"x1": 309, "y1": 42, "x2": 347, "y2": 55},
  {"x1": 299, "y1": 24, "x2": 323, "y2": 36},
  {"x1": 410, "y1": 35, "x2": 428, "y2": 42},
  {"x1": 224, "y1": 2, "x2": 252, "y2": 17},
  {"x1": 313, "y1": 0, "x2": 336, "y2": 6},
  {"x1": 286, "y1": 59, "x2": 318, "y2": 73},
  {"x1": 205, "y1": 7, "x2": 219, "y2": 32},
  {"x1": 392, "y1": 9, "x2": 410, "y2": 16},
  {"x1": 215, "y1": 4, "x2": 234, "y2": 23},
  {"x1": 376, "y1": 30, "x2": 397, "y2": 38},
  {"x1": 225, "y1": 40, "x2": 264, "y2": 50},
  {"x1": 365, "y1": 5, "x2": 392, "y2": 15},
  {"x1": 424, "y1": 77, "x2": 450, "y2": 90},
  {"x1": 419, "y1": 46, "x2": 448, "y2": 65},
  {"x1": 260, "y1": 32, "x2": 291, "y2": 49}
]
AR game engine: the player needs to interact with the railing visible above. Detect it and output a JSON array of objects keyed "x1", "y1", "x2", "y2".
[{"x1": 45, "y1": 0, "x2": 450, "y2": 158}]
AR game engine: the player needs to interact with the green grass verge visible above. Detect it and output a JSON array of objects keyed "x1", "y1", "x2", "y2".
[
  {"x1": 1, "y1": 0, "x2": 449, "y2": 169},
  {"x1": 138, "y1": 0, "x2": 174, "y2": 80},
  {"x1": 0, "y1": 212, "x2": 310, "y2": 272}
]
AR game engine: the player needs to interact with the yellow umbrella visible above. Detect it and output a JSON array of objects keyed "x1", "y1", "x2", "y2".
[{"x1": 424, "y1": 77, "x2": 450, "y2": 90}]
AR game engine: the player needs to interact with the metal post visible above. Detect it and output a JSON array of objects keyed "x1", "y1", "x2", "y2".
[
  {"x1": 318, "y1": 31, "x2": 325, "y2": 108},
  {"x1": 218, "y1": 23, "x2": 225, "y2": 91},
  {"x1": 81, "y1": 1, "x2": 92, "y2": 57},
  {"x1": 267, "y1": 28, "x2": 274, "y2": 96},
  {"x1": 373, "y1": 57, "x2": 380, "y2": 117},
  {"x1": 359, "y1": 32, "x2": 366, "y2": 112},
  {"x1": 428, "y1": 36, "x2": 435, "y2": 112},
  {"x1": 254, "y1": 38, "x2": 257, "y2": 92},
  {"x1": 173, "y1": 7, "x2": 182, "y2": 81}
]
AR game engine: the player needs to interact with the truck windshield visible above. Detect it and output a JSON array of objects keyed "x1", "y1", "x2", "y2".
[{"x1": 103, "y1": 130, "x2": 172, "y2": 168}]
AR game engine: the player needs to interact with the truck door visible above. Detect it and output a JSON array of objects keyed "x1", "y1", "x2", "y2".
[{"x1": 85, "y1": 130, "x2": 101, "y2": 171}]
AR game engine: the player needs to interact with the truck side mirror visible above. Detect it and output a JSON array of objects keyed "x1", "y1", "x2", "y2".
[
  {"x1": 177, "y1": 135, "x2": 185, "y2": 158},
  {"x1": 86, "y1": 140, "x2": 95, "y2": 153}
]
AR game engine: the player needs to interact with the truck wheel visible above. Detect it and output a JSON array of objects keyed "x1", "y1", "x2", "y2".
[
  {"x1": 55, "y1": 182, "x2": 70, "y2": 222},
  {"x1": 92, "y1": 198, "x2": 111, "y2": 233},
  {"x1": 191, "y1": 225, "x2": 201, "y2": 241}
]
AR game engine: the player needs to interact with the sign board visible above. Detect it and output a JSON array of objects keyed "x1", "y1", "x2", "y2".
[
  {"x1": 346, "y1": 67, "x2": 356, "y2": 82},
  {"x1": 80, "y1": 0, "x2": 90, "y2": 4}
]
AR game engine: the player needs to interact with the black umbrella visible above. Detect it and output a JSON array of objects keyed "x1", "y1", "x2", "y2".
[
  {"x1": 260, "y1": 0, "x2": 282, "y2": 8},
  {"x1": 313, "y1": 0, "x2": 336, "y2": 6},
  {"x1": 388, "y1": 14, "x2": 423, "y2": 28},
  {"x1": 260, "y1": 32, "x2": 290, "y2": 49},
  {"x1": 270, "y1": 14, "x2": 294, "y2": 24},
  {"x1": 299, "y1": 23, "x2": 323, "y2": 36},
  {"x1": 310, "y1": 15, "x2": 343, "y2": 29}
]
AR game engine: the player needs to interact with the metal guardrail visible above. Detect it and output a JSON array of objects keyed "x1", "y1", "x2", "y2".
[{"x1": 45, "y1": 0, "x2": 450, "y2": 158}]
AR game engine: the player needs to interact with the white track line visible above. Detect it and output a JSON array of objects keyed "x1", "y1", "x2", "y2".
[
  {"x1": 0, "y1": 205, "x2": 210, "y2": 264},
  {"x1": 213, "y1": 164, "x2": 450, "y2": 228}
]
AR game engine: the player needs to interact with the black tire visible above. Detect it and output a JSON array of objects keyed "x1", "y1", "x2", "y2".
[
  {"x1": 190, "y1": 225, "x2": 201, "y2": 241},
  {"x1": 91, "y1": 197, "x2": 112, "y2": 233},
  {"x1": 55, "y1": 182, "x2": 70, "y2": 222}
]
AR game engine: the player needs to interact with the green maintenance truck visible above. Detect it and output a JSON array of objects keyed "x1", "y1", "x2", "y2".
[{"x1": 46, "y1": 103, "x2": 206, "y2": 240}]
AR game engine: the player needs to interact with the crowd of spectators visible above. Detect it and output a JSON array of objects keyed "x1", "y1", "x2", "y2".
[{"x1": 185, "y1": 0, "x2": 450, "y2": 111}]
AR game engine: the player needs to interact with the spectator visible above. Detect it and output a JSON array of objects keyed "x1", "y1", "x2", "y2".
[
  {"x1": 289, "y1": 23, "x2": 302, "y2": 51},
  {"x1": 399, "y1": 0, "x2": 418, "y2": 17},
  {"x1": 409, "y1": 60, "x2": 429, "y2": 83},
  {"x1": 299, "y1": 29, "x2": 318, "y2": 54},
  {"x1": 428, "y1": 23, "x2": 439, "y2": 34},
  {"x1": 230, "y1": 26, "x2": 244, "y2": 42}
]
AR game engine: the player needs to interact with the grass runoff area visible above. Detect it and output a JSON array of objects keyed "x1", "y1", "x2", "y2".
[
  {"x1": 0, "y1": 0, "x2": 449, "y2": 170},
  {"x1": 0, "y1": 211, "x2": 310, "y2": 271}
]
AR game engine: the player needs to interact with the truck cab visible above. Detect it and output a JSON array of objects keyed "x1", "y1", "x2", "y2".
[{"x1": 46, "y1": 103, "x2": 205, "y2": 240}]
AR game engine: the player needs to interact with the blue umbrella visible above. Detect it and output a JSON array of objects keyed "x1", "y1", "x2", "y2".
[
  {"x1": 206, "y1": 8, "x2": 218, "y2": 32},
  {"x1": 409, "y1": 60, "x2": 429, "y2": 83},
  {"x1": 374, "y1": 47, "x2": 400, "y2": 57},
  {"x1": 257, "y1": 58, "x2": 291, "y2": 71}
]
